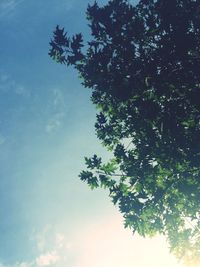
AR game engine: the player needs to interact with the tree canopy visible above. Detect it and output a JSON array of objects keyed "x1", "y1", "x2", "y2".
[{"x1": 49, "y1": 0, "x2": 200, "y2": 264}]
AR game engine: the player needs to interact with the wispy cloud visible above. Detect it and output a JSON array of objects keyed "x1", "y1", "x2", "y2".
[
  {"x1": 0, "y1": 72, "x2": 30, "y2": 97},
  {"x1": 34, "y1": 224, "x2": 52, "y2": 252},
  {"x1": 14, "y1": 262, "x2": 34, "y2": 267},
  {"x1": 35, "y1": 225, "x2": 70, "y2": 267},
  {"x1": 0, "y1": 214, "x2": 184, "y2": 267},
  {"x1": 45, "y1": 88, "x2": 67, "y2": 134},
  {"x1": 52, "y1": 0, "x2": 77, "y2": 13},
  {"x1": 0, "y1": 133, "x2": 6, "y2": 145},
  {"x1": 15, "y1": 85, "x2": 30, "y2": 97},
  {"x1": 0, "y1": 0, "x2": 25, "y2": 18},
  {"x1": 55, "y1": 233, "x2": 65, "y2": 249},
  {"x1": 45, "y1": 112, "x2": 64, "y2": 133},
  {"x1": 32, "y1": 226, "x2": 71, "y2": 267},
  {"x1": 0, "y1": 262, "x2": 34, "y2": 267},
  {"x1": 1, "y1": 226, "x2": 71, "y2": 267}
]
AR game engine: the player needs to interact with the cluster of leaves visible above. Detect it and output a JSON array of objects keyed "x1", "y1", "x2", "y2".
[{"x1": 49, "y1": 0, "x2": 200, "y2": 262}]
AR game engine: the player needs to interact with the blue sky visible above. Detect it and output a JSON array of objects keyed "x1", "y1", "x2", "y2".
[{"x1": 0, "y1": 1, "x2": 184, "y2": 267}]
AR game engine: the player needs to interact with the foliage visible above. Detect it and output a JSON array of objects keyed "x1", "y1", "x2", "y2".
[{"x1": 49, "y1": 0, "x2": 200, "y2": 263}]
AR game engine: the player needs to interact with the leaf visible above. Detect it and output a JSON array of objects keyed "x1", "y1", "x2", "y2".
[{"x1": 50, "y1": 0, "x2": 200, "y2": 261}]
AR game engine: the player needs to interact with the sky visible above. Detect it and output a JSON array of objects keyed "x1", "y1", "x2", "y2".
[{"x1": 0, "y1": 1, "x2": 184, "y2": 267}]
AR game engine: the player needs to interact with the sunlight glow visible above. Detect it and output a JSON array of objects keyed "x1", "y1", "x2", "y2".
[{"x1": 72, "y1": 212, "x2": 184, "y2": 267}]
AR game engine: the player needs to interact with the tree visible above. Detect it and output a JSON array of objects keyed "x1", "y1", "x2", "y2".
[{"x1": 49, "y1": 0, "x2": 200, "y2": 264}]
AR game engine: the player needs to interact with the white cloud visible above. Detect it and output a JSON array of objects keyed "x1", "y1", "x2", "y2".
[
  {"x1": 15, "y1": 227, "x2": 57, "y2": 267},
  {"x1": 36, "y1": 251, "x2": 60, "y2": 267},
  {"x1": 29, "y1": 226, "x2": 72, "y2": 267},
  {"x1": 0, "y1": 214, "x2": 185, "y2": 267}
]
